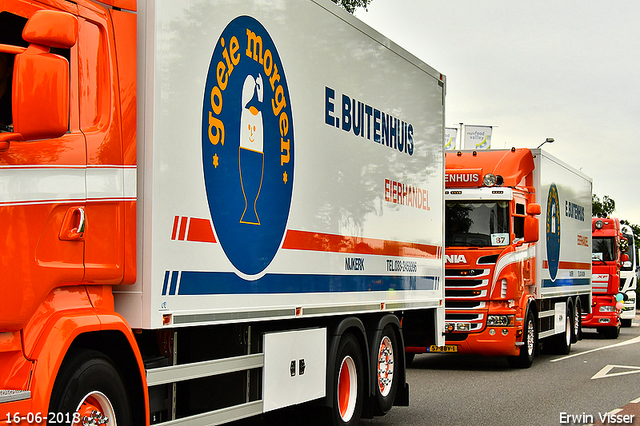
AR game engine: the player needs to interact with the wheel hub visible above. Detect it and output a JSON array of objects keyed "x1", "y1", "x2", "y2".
[
  {"x1": 338, "y1": 356, "x2": 357, "y2": 421},
  {"x1": 377, "y1": 336, "x2": 394, "y2": 396},
  {"x1": 74, "y1": 392, "x2": 114, "y2": 426}
]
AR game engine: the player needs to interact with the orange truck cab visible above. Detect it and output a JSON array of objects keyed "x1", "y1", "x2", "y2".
[
  {"x1": 582, "y1": 217, "x2": 627, "y2": 338},
  {"x1": 406, "y1": 148, "x2": 593, "y2": 368},
  {"x1": 0, "y1": 1, "x2": 141, "y2": 421}
]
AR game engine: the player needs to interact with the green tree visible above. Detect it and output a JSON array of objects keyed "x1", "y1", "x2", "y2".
[
  {"x1": 592, "y1": 194, "x2": 615, "y2": 217},
  {"x1": 331, "y1": 0, "x2": 373, "y2": 13}
]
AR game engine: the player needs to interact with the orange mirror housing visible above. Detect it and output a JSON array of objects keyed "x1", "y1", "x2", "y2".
[
  {"x1": 524, "y1": 216, "x2": 539, "y2": 243},
  {"x1": 527, "y1": 203, "x2": 541, "y2": 216},
  {"x1": 9, "y1": 9, "x2": 77, "y2": 142},
  {"x1": 22, "y1": 10, "x2": 77, "y2": 49},
  {"x1": 13, "y1": 48, "x2": 69, "y2": 140}
]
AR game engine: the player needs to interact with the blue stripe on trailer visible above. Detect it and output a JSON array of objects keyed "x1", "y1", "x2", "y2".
[
  {"x1": 162, "y1": 271, "x2": 439, "y2": 295},
  {"x1": 542, "y1": 278, "x2": 591, "y2": 288}
]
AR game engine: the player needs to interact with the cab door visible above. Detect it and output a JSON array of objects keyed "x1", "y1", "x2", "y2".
[
  {"x1": 77, "y1": 6, "x2": 127, "y2": 285},
  {"x1": 0, "y1": 6, "x2": 86, "y2": 330}
]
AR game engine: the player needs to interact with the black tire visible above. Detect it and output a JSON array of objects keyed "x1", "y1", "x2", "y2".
[
  {"x1": 49, "y1": 349, "x2": 132, "y2": 426},
  {"x1": 507, "y1": 308, "x2": 536, "y2": 368},
  {"x1": 599, "y1": 325, "x2": 620, "y2": 339},
  {"x1": 549, "y1": 304, "x2": 572, "y2": 355},
  {"x1": 621, "y1": 318, "x2": 633, "y2": 328},
  {"x1": 372, "y1": 324, "x2": 399, "y2": 415},
  {"x1": 572, "y1": 298, "x2": 582, "y2": 342},
  {"x1": 330, "y1": 334, "x2": 364, "y2": 426}
]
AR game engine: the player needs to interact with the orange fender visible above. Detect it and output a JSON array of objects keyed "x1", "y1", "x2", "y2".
[{"x1": 19, "y1": 287, "x2": 149, "y2": 424}]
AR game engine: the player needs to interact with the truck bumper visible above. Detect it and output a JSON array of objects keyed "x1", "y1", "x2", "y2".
[
  {"x1": 582, "y1": 311, "x2": 619, "y2": 328},
  {"x1": 445, "y1": 327, "x2": 520, "y2": 357},
  {"x1": 620, "y1": 301, "x2": 636, "y2": 320}
]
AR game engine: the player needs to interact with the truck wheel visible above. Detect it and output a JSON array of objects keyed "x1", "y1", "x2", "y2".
[
  {"x1": 373, "y1": 325, "x2": 399, "y2": 415},
  {"x1": 49, "y1": 349, "x2": 132, "y2": 426},
  {"x1": 572, "y1": 298, "x2": 582, "y2": 342},
  {"x1": 621, "y1": 318, "x2": 633, "y2": 328},
  {"x1": 507, "y1": 308, "x2": 536, "y2": 368},
  {"x1": 600, "y1": 325, "x2": 620, "y2": 339},
  {"x1": 550, "y1": 305, "x2": 572, "y2": 355},
  {"x1": 331, "y1": 334, "x2": 364, "y2": 426}
]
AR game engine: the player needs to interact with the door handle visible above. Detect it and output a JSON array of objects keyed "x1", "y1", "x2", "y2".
[{"x1": 59, "y1": 206, "x2": 86, "y2": 241}]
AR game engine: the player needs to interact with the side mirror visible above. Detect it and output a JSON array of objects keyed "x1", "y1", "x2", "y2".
[
  {"x1": 524, "y1": 216, "x2": 539, "y2": 243},
  {"x1": 1, "y1": 10, "x2": 76, "y2": 146},
  {"x1": 22, "y1": 10, "x2": 78, "y2": 50},
  {"x1": 13, "y1": 49, "x2": 70, "y2": 141},
  {"x1": 619, "y1": 237, "x2": 629, "y2": 253},
  {"x1": 527, "y1": 203, "x2": 541, "y2": 216}
]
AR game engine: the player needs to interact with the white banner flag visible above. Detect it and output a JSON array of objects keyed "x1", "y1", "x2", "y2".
[
  {"x1": 463, "y1": 125, "x2": 492, "y2": 150},
  {"x1": 445, "y1": 127, "x2": 458, "y2": 150}
]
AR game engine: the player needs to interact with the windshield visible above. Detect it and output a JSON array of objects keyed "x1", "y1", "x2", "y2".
[
  {"x1": 445, "y1": 201, "x2": 510, "y2": 247},
  {"x1": 592, "y1": 237, "x2": 615, "y2": 262}
]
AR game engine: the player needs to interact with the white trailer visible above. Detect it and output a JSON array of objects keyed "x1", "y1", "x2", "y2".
[
  {"x1": 532, "y1": 149, "x2": 593, "y2": 344},
  {"x1": 114, "y1": 0, "x2": 446, "y2": 424},
  {"x1": 620, "y1": 224, "x2": 637, "y2": 327}
]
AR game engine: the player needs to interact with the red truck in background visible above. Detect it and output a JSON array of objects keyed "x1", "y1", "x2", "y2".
[
  {"x1": 406, "y1": 148, "x2": 593, "y2": 368},
  {"x1": 583, "y1": 217, "x2": 628, "y2": 338}
]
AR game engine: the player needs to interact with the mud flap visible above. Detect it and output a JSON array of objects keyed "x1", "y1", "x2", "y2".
[{"x1": 394, "y1": 382, "x2": 410, "y2": 407}]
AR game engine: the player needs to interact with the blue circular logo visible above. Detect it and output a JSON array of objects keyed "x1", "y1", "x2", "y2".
[
  {"x1": 546, "y1": 183, "x2": 561, "y2": 281},
  {"x1": 202, "y1": 16, "x2": 294, "y2": 278}
]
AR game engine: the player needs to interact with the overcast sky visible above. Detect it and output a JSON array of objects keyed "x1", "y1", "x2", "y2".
[{"x1": 355, "y1": 1, "x2": 640, "y2": 225}]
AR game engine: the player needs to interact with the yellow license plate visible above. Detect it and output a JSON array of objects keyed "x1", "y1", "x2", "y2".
[{"x1": 428, "y1": 345, "x2": 457, "y2": 353}]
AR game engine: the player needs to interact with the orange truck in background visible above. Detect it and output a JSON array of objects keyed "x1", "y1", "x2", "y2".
[
  {"x1": 406, "y1": 148, "x2": 593, "y2": 368},
  {"x1": 0, "y1": 1, "x2": 448, "y2": 425},
  {"x1": 583, "y1": 217, "x2": 628, "y2": 338}
]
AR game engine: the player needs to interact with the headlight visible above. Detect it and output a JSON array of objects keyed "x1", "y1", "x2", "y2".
[
  {"x1": 445, "y1": 322, "x2": 471, "y2": 332},
  {"x1": 487, "y1": 315, "x2": 515, "y2": 326},
  {"x1": 483, "y1": 173, "x2": 497, "y2": 187},
  {"x1": 599, "y1": 305, "x2": 616, "y2": 312},
  {"x1": 455, "y1": 323, "x2": 471, "y2": 332}
]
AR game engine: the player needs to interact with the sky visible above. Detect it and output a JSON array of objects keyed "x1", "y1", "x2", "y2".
[{"x1": 355, "y1": 1, "x2": 640, "y2": 225}]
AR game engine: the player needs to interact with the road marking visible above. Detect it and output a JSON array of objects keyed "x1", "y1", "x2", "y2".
[
  {"x1": 551, "y1": 335, "x2": 640, "y2": 362},
  {"x1": 591, "y1": 364, "x2": 640, "y2": 380},
  {"x1": 631, "y1": 397, "x2": 640, "y2": 404}
]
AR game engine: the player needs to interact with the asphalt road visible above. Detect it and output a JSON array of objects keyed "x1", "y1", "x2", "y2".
[{"x1": 362, "y1": 312, "x2": 640, "y2": 426}]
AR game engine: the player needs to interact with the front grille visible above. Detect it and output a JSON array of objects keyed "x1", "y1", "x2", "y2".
[
  {"x1": 593, "y1": 282, "x2": 608, "y2": 293},
  {"x1": 445, "y1": 289, "x2": 487, "y2": 298},
  {"x1": 445, "y1": 269, "x2": 488, "y2": 277},
  {"x1": 446, "y1": 301, "x2": 486, "y2": 309},
  {"x1": 445, "y1": 279, "x2": 485, "y2": 288},
  {"x1": 477, "y1": 254, "x2": 499, "y2": 264},
  {"x1": 446, "y1": 313, "x2": 482, "y2": 321}
]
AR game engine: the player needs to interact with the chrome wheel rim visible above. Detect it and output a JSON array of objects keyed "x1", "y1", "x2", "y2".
[{"x1": 377, "y1": 335, "x2": 394, "y2": 397}]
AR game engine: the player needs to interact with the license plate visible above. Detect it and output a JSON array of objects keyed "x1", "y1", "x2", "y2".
[{"x1": 428, "y1": 345, "x2": 457, "y2": 353}]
